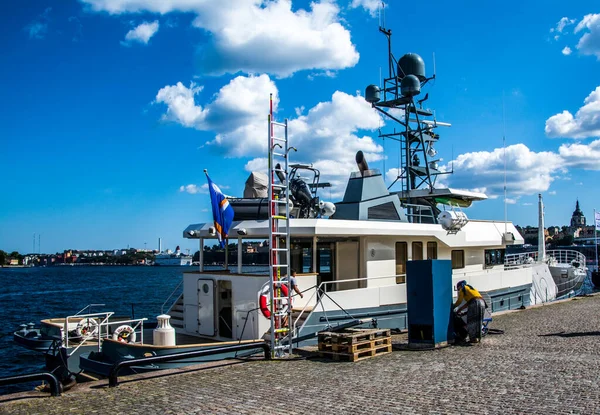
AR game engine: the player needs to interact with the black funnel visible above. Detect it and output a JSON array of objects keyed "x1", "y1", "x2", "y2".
[{"x1": 356, "y1": 151, "x2": 369, "y2": 175}]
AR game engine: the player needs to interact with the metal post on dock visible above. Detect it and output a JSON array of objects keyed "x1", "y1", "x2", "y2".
[
  {"x1": 595, "y1": 209, "x2": 599, "y2": 271},
  {"x1": 238, "y1": 237, "x2": 243, "y2": 274},
  {"x1": 199, "y1": 237, "x2": 204, "y2": 272}
]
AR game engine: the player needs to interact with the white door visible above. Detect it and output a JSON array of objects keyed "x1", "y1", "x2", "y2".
[{"x1": 197, "y1": 279, "x2": 216, "y2": 336}]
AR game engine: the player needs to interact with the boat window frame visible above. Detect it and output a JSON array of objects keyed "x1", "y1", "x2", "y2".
[
  {"x1": 412, "y1": 241, "x2": 423, "y2": 261},
  {"x1": 484, "y1": 248, "x2": 505, "y2": 268},
  {"x1": 451, "y1": 250, "x2": 465, "y2": 269},
  {"x1": 395, "y1": 242, "x2": 408, "y2": 284},
  {"x1": 427, "y1": 241, "x2": 438, "y2": 260}
]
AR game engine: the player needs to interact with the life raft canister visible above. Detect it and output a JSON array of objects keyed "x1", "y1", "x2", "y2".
[
  {"x1": 75, "y1": 318, "x2": 99, "y2": 339},
  {"x1": 112, "y1": 325, "x2": 137, "y2": 343},
  {"x1": 259, "y1": 283, "x2": 290, "y2": 319}
]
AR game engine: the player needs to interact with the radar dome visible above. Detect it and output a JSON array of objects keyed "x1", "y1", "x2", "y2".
[
  {"x1": 398, "y1": 53, "x2": 426, "y2": 81},
  {"x1": 365, "y1": 85, "x2": 381, "y2": 104},
  {"x1": 400, "y1": 75, "x2": 421, "y2": 97}
]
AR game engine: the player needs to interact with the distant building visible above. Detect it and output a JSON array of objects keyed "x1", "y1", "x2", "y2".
[{"x1": 570, "y1": 200, "x2": 586, "y2": 227}]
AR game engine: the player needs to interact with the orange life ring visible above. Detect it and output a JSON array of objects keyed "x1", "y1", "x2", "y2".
[{"x1": 259, "y1": 283, "x2": 290, "y2": 319}]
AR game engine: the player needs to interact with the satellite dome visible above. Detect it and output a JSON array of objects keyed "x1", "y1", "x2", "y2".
[
  {"x1": 398, "y1": 53, "x2": 426, "y2": 81},
  {"x1": 401, "y1": 75, "x2": 421, "y2": 97},
  {"x1": 365, "y1": 84, "x2": 381, "y2": 104}
]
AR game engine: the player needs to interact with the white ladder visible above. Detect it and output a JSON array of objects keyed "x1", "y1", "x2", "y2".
[{"x1": 268, "y1": 95, "x2": 294, "y2": 358}]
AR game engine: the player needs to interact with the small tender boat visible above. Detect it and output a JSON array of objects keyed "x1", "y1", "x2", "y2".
[{"x1": 13, "y1": 323, "x2": 54, "y2": 352}]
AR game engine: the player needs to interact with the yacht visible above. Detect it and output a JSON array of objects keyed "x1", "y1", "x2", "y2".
[{"x1": 17, "y1": 24, "x2": 585, "y2": 377}]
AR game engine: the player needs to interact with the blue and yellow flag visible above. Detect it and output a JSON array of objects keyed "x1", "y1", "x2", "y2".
[{"x1": 206, "y1": 173, "x2": 234, "y2": 248}]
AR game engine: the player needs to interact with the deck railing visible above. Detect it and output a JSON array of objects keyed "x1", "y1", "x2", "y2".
[
  {"x1": 504, "y1": 249, "x2": 587, "y2": 270},
  {"x1": 62, "y1": 312, "x2": 148, "y2": 355}
]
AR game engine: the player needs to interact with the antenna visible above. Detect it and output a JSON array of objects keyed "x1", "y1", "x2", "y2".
[
  {"x1": 432, "y1": 52, "x2": 436, "y2": 80},
  {"x1": 503, "y1": 91, "x2": 507, "y2": 236}
]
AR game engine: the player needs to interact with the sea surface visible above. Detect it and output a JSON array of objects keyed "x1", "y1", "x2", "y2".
[{"x1": 0, "y1": 265, "x2": 267, "y2": 395}]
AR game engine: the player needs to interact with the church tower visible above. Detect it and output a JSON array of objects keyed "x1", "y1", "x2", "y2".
[{"x1": 570, "y1": 200, "x2": 586, "y2": 227}]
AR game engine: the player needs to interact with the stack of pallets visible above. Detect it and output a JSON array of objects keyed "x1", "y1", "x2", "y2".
[{"x1": 318, "y1": 328, "x2": 392, "y2": 362}]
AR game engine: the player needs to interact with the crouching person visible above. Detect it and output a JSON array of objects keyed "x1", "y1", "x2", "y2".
[{"x1": 453, "y1": 280, "x2": 485, "y2": 344}]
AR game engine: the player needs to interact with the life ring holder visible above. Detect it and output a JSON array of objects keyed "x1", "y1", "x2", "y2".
[
  {"x1": 75, "y1": 318, "x2": 99, "y2": 339},
  {"x1": 259, "y1": 283, "x2": 290, "y2": 319},
  {"x1": 112, "y1": 325, "x2": 137, "y2": 343}
]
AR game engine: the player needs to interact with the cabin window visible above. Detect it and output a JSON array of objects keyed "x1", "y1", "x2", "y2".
[
  {"x1": 290, "y1": 240, "x2": 313, "y2": 273},
  {"x1": 484, "y1": 249, "x2": 505, "y2": 267},
  {"x1": 395, "y1": 242, "x2": 407, "y2": 284},
  {"x1": 412, "y1": 242, "x2": 423, "y2": 261},
  {"x1": 451, "y1": 250, "x2": 465, "y2": 269},
  {"x1": 427, "y1": 242, "x2": 438, "y2": 260}
]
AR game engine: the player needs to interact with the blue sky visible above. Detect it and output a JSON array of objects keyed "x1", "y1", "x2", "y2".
[{"x1": 1, "y1": 0, "x2": 599, "y2": 254}]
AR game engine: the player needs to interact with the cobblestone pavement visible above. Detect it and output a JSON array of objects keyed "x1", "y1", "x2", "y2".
[{"x1": 3, "y1": 295, "x2": 600, "y2": 415}]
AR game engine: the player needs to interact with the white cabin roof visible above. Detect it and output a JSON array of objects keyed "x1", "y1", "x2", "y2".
[{"x1": 183, "y1": 218, "x2": 523, "y2": 248}]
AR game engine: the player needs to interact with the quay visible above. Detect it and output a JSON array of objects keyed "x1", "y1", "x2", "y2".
[{"x1": 2, "y1": 294, "x2": 600, "y2": 414}]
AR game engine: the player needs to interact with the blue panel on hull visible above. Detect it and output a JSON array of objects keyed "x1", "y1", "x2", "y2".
[
  {"x1": 406, "y1": 260, "x2": 453, "y2": 346},
  {"x1": 486, "y1": 284, "x2": 531, "y2": 312}
]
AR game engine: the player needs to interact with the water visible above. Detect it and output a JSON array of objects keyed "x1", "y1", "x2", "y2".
[{"x1": 0, "y1": 266, "x2": 190, "y2": 394}]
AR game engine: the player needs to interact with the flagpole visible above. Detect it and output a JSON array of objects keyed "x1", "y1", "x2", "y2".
[{"x1": 595, "y1": 208, "x2": 599, "y2": 272}]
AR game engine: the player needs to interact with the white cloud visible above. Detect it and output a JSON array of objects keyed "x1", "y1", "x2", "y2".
[
  {"x1": 350, "y1": 0, "x2": 383, "y2": 17},
  {"x1": 558, "y1": 139, "x2": 600, "y2": 170},
  {"x1": 562, "y1": 46, "x2": 572, "y2": 55},
  {"x1": 179, "y1": 184, "x2": 208, "y2": 194},
  {"x1": 121, "y1": 20, "x2": 159, "y2": 46},
  {"x1": 179, "y1": 183, "x2": 229, "y2": 194},
  {"x1": 506, "y1": 198, "x2": 517, "y2": 204},
  {"x1": 574, "y1": 13, "x2": 600, "y2": 58},
  {"x1": 81, "y1": 0, "x2": 359, "y2": 77},
  {"x1": 156, "y1": 74, "x2": 383, "y2": 199},
  {"x1": 545, "y1": 86, "x2": 600, "y2": 139},
  {"x1": 155, "y1": 81, "x2": 208, "y2": 128},
  {"x1": 244, "y1": 158, "x2": 268, "y2": 173},
  {"x1": 548, "y1": 190, "x2": 557, "y2": 195},
  {"x1": 307, "y1": 70, "x2": 337, "y2": 81},
  {"x1": 26, "y1": 23, "x2": 48, "y2": 39},
  {"x1": 25, "y1": 7, "x2": 51, "y2": 39},
  {"x1": 155, "y1": 74, "x2": 278, "y2": 157},
  {"x1": 444, "y1": 144, "x2": 564, "y2": 197},
  {"x1": 522, "y1": 202, "x2": 533, "y2": 206},
  {"x1": 553, "y1": 17, "x2": 576, "y2": 34}
]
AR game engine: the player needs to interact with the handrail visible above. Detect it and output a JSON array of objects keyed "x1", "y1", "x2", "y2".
[
  {"x1": 0, "y1": 372, "x2": 61, "y2": 397},
  {"x1": 74, "y1": 304, "x2": 106, "y2": 316},
  {"x1": 505, "y1": 249, "x2": 588, "y2": 271},
  {"x1": 292, "y1": 274, "x2": 403, "y2": 332},
  {"x1": 161, "y1": 278, "x2": 183, "y2": 315},
  {"x1": 96, "y1": 318, "x2": 148, "y2": 351},
  {"x1": 63, "y1": 312, "x2": 114, "y2": 348},
  {"x1": 404, "y1": 203, "x2": 436, "y2": 224},
  {"x1": 108, "y1": 341, "x2": 270, "y2": 387}
]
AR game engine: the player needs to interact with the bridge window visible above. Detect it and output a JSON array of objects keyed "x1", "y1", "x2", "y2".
[
  {"x1": 451, "y1": 250, "x2": 464, "y2": 269},
  {"x1": 412, "y1": 242, "x2": 423, "y2": 261},
  {"x1": 427, "y1": 242, "x2": 438, "y2": 260},
  {"x1": 484, "y1": 249, "x2": 505, "y2": 267},
  {"x1": 395, "y1": 242, "x2": 407, "y2": 284}
]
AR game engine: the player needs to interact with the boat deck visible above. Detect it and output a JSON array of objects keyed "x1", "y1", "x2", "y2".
[{"x1": 3, "y1": 293, "x2": 600, "y2": 413}]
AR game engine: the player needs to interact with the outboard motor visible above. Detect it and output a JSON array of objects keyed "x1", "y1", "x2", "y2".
[{"x1": 290, "y1": 178, "x2": 313, "y2": 218}]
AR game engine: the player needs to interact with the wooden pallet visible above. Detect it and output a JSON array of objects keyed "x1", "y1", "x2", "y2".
[
  {"x1": 319, "y1": 343, "x2": 392, "y2": 362},
  {"x1": 318, "y1": 328, "x2": 391, "y2": 346},
  {"x1": 318, "y1": 336, "x2": 392, "y2": 353}
]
